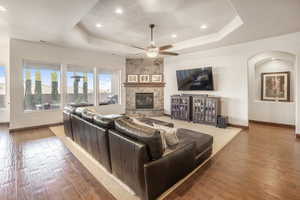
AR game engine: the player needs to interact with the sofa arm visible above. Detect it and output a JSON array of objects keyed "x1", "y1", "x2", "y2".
[{"x1": 143, "y1": 142, "x2": 196, "y2": 200}]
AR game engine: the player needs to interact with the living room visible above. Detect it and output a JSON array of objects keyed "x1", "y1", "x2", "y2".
[{"x1": 1, "y1": 0, "x2": 300, "y2": 200}]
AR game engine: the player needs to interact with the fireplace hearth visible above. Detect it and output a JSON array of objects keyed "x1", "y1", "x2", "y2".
[{"x1": 136, "y1": 93, "x2": 154, "y2": 109}]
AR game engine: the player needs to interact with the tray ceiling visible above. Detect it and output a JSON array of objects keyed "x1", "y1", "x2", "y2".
[
  {"x1": 80, "y1": 0, "x2": 237, "y2": 47},
  {"x1": 1, "y1": 0, "x2": 300, "y2": 56}
]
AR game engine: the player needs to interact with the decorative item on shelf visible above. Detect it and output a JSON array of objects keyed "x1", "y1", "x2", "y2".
[
  {"x1": 151, "y1": 74, "x2": 162, "y2": 83},
  {"x1": 217, "y1": 115, "x2": 228, "y2": 128},
  {"x1": 127, "y1": 75, "x2": 138, "y2": 83},
  {"x1": 261, "y1": 71, "x2": 290, "y2": 102},
  {"x1": 139, "y1": 75, "x2": 150, "y2": 83}
]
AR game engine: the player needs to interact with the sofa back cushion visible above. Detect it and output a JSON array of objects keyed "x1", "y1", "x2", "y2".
[
  {"x1": 64, "y1": 105, "x2": 76, "y2": 114},
  {"x1": 81, "y1": 109, "x2": 96, "y2": 122},
  {"x1": 93, "y1": 114, "x2": 115, "y2": 129},
  {"x1": 74, "y1": 107, "x2": 86, "y2": 117},
  {"x1": 114, "y1": 118, "x2": 163, "y2": 160},
  {"x1": 93, "y1": 114, "x2": 128, "y2": 129}
]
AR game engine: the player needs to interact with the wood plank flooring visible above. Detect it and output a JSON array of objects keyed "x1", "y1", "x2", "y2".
[
  {"x1": 0, "y1": 125, "x2": 116, "y2": 200},
  {"x1": 165, "y1": 123, "x2": 300, "y2": 200},
  {"x1": 0, "y1": 122, "x2": 299, "y2": 200}
]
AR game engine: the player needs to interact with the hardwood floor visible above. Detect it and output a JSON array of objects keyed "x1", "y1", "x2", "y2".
[
  {"x1": 0, "y1": 125, "x2": 116, "y2": 200},
  {"x1": 165, "y1": 123, "x2": 300, "y2": 200},
  {"x1": 0, "y1": 122, "x2": 299, "y2": 200}
]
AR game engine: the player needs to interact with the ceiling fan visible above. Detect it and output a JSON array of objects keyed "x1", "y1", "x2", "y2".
[{"x1": 131, "y1": 24, "x2": 179, "y2": 58}]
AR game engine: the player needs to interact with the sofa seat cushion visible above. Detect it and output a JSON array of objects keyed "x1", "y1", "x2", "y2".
[
  {"x1": 137, "y1": 118, "x2": 174, "y2": 128},
  {"x1": 176, "y1": 128, "x2": 213, "y2": 156},
  {"x1": 114, "y1": 118, "x2": 163, "y2": 160},
  {"x1": 163, "y1": 140, "x2": 196, "y2": 157}
]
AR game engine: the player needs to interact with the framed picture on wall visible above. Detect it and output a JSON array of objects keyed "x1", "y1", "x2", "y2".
[
  {"x1": 151, "y1": 74, "x2": 162, "y2": 83},
  {"x1": 261, "y1": 71, "x2": 290, "y2": 102},
  {"x1": 127, "y1": 75, "x2": 138, "y2": 83},
  {"x1": 139, "y1": 75, "x2": 150, "y2": 83}
]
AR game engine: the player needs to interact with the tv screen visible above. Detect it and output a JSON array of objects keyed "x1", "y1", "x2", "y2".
[{"x1": 176, "y1": 67, "x2": 214, "y2": 91}]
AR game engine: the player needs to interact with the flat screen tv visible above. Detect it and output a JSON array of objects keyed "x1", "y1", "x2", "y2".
[{"x1": 176, "y1": 67, "x2": 214, "y2": 91}]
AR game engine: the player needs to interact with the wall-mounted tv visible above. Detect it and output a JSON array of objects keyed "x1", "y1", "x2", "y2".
[{"x1": 176, "y1": 67, "x2": 214, "y2": 91}]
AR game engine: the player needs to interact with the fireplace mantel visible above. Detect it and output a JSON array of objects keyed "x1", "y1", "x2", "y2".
[{"x1": 124, "y1": 82, "x2": 165, "y2": 87}]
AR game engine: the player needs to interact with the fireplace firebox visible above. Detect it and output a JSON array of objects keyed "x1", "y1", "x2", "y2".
[{"x1": 136, "y1": 93, "x2": 154, "y2": 109}]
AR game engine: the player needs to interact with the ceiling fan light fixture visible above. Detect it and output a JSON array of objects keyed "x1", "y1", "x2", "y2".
[
  {"x1": 115, "y1": 8, "x2": 123, "y2": 14},
  {"x1": 0, "y1": 5, "x2": 7, "y2": 12},
  {"x1": 201, "y1": 24, "x2": 208, "y2": 29},
  {"x1": 146, "y1": 47, "x2": 159, "y2": 58},
  {"x1": 131, "y1": 24, "x2": 179, "y2": 57},
  {"x1": 96, "y1": 23, "x2": 103, "y2": 28}
]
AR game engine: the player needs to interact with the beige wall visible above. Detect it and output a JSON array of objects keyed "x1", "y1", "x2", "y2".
[{"x1": 164, "y1": 31, "x2": 300, "y2": 130}]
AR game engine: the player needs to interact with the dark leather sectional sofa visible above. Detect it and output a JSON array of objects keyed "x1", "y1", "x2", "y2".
[{"x1": 63, "y1": 106, "x2": 213, "y2": 200}]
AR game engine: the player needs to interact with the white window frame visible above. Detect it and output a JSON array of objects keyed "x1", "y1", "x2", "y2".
[
  {"x1": 0, "y1": 65, "x2": 7, "y2": 110},
  {"x1": 23, "y1": 60, "x2": 62, "y2": 112},
  {"x1": 98, "y1": 69, "x2": 121, "y2": 106},
  {"x1": 65, "y1": 65, "x2": 95, "y2": 106},
  {"x1": 20, "y1": 61, "x2": 123, "y2": 112}
]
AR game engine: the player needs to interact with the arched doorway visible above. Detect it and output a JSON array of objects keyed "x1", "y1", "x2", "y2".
[{"x1": 248, "y1": 51, "x2": 296, "y2": 126}]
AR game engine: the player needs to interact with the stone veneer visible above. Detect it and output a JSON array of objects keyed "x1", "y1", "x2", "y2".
[{"x1": 125, "y1": 58, "x2": 164, "y2": 116}]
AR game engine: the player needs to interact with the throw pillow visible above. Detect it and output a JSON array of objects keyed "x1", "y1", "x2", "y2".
[
  {"x1": 153, "y1": 123, "x2": 179, "y2": 146},
  {"x1": 132, "y1": 118, "x2": 167, "y2": 150}
]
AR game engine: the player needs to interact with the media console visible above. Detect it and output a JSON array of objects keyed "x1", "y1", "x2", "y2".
[{"x1": 171, "y1": 94, "x2": 221, "y2": 126}]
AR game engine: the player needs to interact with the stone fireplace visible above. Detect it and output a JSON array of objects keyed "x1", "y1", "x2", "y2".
[
  {"x1": 136, "y1": 93, "x2": 154, "y2": 109},
  {"x1": 125, "y1": 58, "x2": 164, "y2": 116}
]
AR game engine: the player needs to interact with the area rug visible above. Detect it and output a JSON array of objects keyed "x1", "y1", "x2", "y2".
[{"x1": 49, "y1": 117, "x2": 242, "y2": 200}]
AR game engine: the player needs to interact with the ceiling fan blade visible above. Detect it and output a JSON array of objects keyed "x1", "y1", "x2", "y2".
[
  {"x1": 159, "y1": 45, "x2": 173, "y2": 51},
  {"x1": 130, "y1": 45, "x2": 145, "y2": 50},
  {"x1": 159, "y1": 51, "x2": 179, "y2": 56}
]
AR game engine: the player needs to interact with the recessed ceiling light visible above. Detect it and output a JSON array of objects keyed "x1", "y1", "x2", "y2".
[
  {"x1": 115, "y1": 8, "x2": 123, "y2": 14},
  {"x1": 201, "y1": 24, "x2": 208, "y2": 29},
  {"x1": 96, "y1": 23, "x2": 103, "y2": 28},
  {"x1": 0, "y1": 5, "x2": 7, "y2": 12},
  {"x1": 171, "y1": 34, "x2": 177, "y2": 38}
]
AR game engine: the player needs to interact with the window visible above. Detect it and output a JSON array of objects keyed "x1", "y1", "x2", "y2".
[
  {"x1": 66, "y1": 67, "x2": 94, "y2": 105},
  {"x1": 99, "y1": 71, "x2": 120, "y2": 105},
  {"x1": 23, "y1": 61, "x2": 61, "y2": 111},
  {"x1": 0, "y1": 66, "x2": 5, "y2": 108}
]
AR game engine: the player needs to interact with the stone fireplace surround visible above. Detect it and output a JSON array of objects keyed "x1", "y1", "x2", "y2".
[{"x1": 125, "y1": 58, "x2": 164, "y2": 116}]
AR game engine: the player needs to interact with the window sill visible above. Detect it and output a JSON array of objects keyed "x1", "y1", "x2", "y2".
[{"x1": 24, "y1": 108, "x2": 62, "y2": 114}]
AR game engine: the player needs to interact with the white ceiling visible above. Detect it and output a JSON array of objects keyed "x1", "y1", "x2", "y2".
[
  {"x1": 80, "y1": 0, "x2": 236, "y2": 47},
  {"x1": 1, "y1": 0, "x2": 300, "y2": 56}
]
